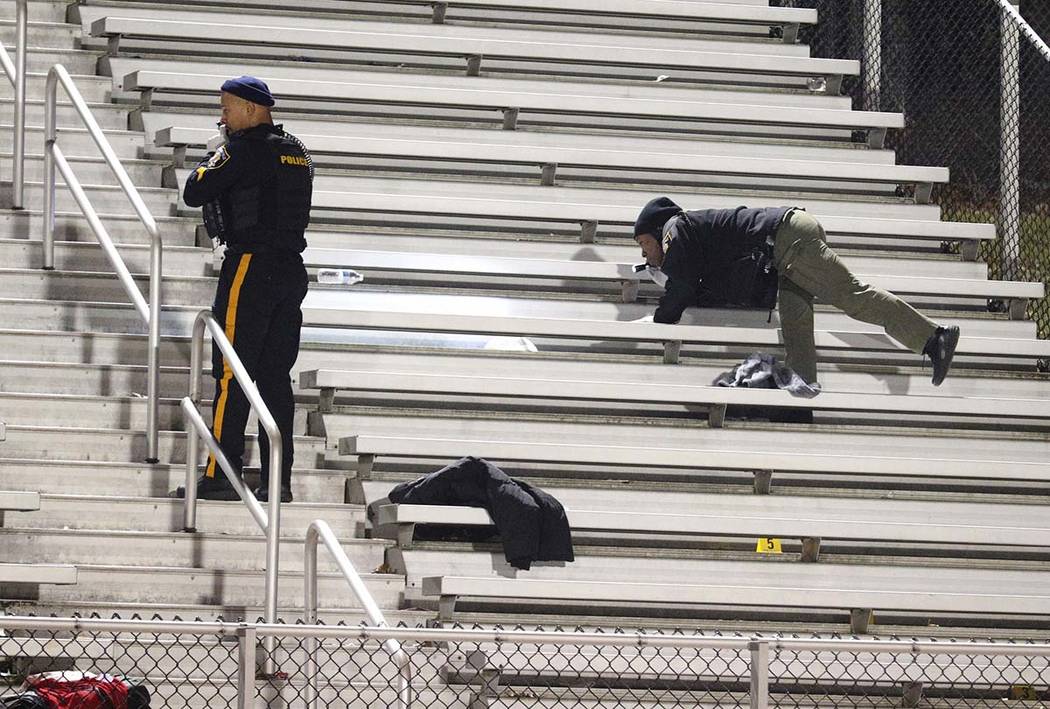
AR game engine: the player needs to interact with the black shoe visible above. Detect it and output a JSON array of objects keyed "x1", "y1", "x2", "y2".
[
  {"x1": 923, "y1": 325, "x2": 960, "y2": 386},
  {"x1": 254, "y1": 484, "x2": 293, "y2": 503},
  {"x1": 170, "y1": 475, "x2": 241, "y2": 501}
]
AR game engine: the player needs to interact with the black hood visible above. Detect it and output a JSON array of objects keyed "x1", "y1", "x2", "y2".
[{"x1": 634, "y1": 196, "x2": 683, "y2": 238}]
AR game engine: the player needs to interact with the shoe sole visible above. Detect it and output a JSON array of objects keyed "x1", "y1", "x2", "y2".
[{"x1": 932, "y1": 327, "x2": 960, "y2": 386}]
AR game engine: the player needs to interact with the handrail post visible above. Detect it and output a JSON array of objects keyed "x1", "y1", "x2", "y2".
[
  {"x1": 11, "y1": 0, "x2": 26, "y2": 210},
  {"x1": 304, "y1": 525, "x2": 320, "y2": 709},
  {"x1": 42, "y1": 68, "x2": 57, "y2": 270},
  {"x1": 145, "y1": 237, "x2": 161, "y2": 463},
  {"x1": 182, "y1": 315, "x2": 207, "y2": 533}
]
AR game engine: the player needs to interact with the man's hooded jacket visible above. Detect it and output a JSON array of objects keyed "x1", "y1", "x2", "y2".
[{"x1": 635, "y1": 197, "x2": 790, "y2": 323}]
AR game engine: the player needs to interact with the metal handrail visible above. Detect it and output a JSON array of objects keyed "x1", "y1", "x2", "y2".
[
  {"x1": 304, "y1": 520, "x2": 411, "y2": 709},
  {"x1": 42, "y1": 64, "x2": 162, "y2": 463},
  {"x1": 0, "y1": 0, "x2": 26, "y2": 209},
  {"x1": 181, "y1": 309, "x2": 283, "y2": 674},
  {"x1": 996, "y1": 0, "x2": 1050, "y2": 61}
]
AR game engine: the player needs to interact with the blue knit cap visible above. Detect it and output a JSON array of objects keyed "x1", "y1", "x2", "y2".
[{"x1": 220, "y1": 75, "x2": 275, "y2": 107}]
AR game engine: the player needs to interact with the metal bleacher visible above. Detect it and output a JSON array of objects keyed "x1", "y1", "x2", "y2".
[{"x1": 0, "y1": 3, "x2": 1048, "y2": 698}]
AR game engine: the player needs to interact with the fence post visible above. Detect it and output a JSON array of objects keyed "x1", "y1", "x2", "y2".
[
  {"x1": 749, "y1": 640, "x2": 769, "y2": 709},
  {"x1": 237, "y1": 624, "x2": 258, "y2": 709},
  {"x1": 862, "y1": 0, "x2": 883, "y2": 111},
  {"x1": 1000, "y1": 0, "x2": 1021, "y2": 281}
]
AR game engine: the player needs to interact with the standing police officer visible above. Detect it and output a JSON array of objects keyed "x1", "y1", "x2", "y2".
[{"x1": 180, "y1": 76, "x2": 313, "y2": 502}]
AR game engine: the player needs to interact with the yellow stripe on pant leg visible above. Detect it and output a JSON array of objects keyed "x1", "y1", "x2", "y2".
[{"x1": 206, "y1": 254, "x2": 253, "y2": 478}]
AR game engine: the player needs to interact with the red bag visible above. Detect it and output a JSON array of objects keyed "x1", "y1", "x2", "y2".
[{"x1": 25, "y1": 673, "x2": 129, "y2": 709}]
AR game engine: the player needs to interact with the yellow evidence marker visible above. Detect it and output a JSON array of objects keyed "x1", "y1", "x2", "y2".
[{"x1": 756, "y1": 537, "x2": 783, "y2": 554}]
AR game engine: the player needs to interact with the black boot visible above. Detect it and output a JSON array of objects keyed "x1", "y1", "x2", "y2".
[
  {"x1": 923, "y1": 325, "x2": 960, "y2": 386},
  {"x1": 170, "y1": 475, "x2": 240, "y2": 501},
  {"x1": 254, "y1": 484, "x2": 293, "y2": 503}
]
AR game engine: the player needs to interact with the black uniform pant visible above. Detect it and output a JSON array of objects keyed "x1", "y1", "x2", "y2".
[{"x1": 206, "y1": 251, "x2": 308, "y2": 488}]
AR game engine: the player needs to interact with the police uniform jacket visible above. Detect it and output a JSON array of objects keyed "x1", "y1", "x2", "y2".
[
  {"x1": 655, "y1": 206, "x2": 791, "y2": 324},
  {"x1": 183, "y1": 123, "x2": 312, "y2": 254}
]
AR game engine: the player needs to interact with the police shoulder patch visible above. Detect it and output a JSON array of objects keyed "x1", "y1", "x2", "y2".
[{"x1": 205, "y1": 145, "x2": 231, "y2": 170}]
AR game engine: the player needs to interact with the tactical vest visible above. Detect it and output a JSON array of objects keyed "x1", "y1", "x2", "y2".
[{"x1": 221, "y1": 129, "x2": 312, "y2": 253}]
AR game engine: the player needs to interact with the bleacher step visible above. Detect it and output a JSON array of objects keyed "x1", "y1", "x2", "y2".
[
  {"x1": 2, "y1": 179, "x2": 175, "y2": 213},
  {"x1": 0, "y1": 360, "x2": 207, "y2": 398},
  {"x1": 0, "y1": 239, "x2": 212, "y2": 274},
  {"x1": 0, "y1": 564, "x2": 404, "y2": 607},
  {"x1": 0, "y1": 19, "x2": 82, "y2": 45},
  {"x1": 0, "y1": 125, "x2": 143, "y2": 158},
  {"x1": 6, "y1": 493, "x2": 363, "y2": 536},
  {"x1": 1, "y1": 153, "x2": 164, "y2": 184},
  {"x1": 0, "y1": 391, "x2": 307, "y2": 433},
  {"x1": 0, "y1": 0, "x2": 74, "y2": 23},
  {"x1": 0, "y1": 73, "x2": 113, "y2": 104},
  {"x1": 0, "y1": 424, "x2": 327, "y2": 467},
  {"x1": 0, "y1": 268, "x2": 215, "y2": 306},
  {"x1": 0, "y1": 210, "x2": 198, "y2": 245},
  {"x1": 0, "y1": 458, "x2": 348, "y2": 501},
  {"x1": 0, "y1": 98, "x2": 130, "y2": 130},
  {"x1": 0, "y1": 528, "x2": 388, "y2": 573},
  {"x1": 0, "y1": 47, "x2": 99, "y2": 74}
]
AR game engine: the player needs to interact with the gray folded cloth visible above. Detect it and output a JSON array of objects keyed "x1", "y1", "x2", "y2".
[{"x1": 713, "y1": 353, "x2": 822, "y2": 399}]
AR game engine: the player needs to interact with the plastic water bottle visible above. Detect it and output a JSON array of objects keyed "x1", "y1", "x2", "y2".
[{"x1": 316, "y1": 268, "x2": 364, "y2": 285}]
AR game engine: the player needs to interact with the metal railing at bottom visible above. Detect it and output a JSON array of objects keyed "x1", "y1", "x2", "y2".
[
  {"x1": 180, "y1": 309, "x2": 283, "y2": 683},
  {"x1": 0, "y1": 616, "x2": 1048, "y2": 708},
  {"x1": 304, "y1": 519, "x2": 410, "y2": 709},
  {"x1": 41, "y1": 63, "x2": 163, "y2": 463}
]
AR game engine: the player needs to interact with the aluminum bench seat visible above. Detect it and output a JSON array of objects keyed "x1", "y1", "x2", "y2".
[
  {"x1": 121, "y1": 69, "x2": 902, "y2": 147},
  {"x1": 76, "y1": 0, "x2": 819, "y2": 39},
  {"x1": 421, "y1": 564, "x2": 1050, "y2": 632},
  {"x1": 339, "y1": 433, "x2": 1050, "y2": 483},
  {"x1": 297, "y1": 248, "x2": 1040, "y2": 307},
  {"x1": 158, "y1": 125, "x2": 948, "y2": 202},
  {"x1": 376, "y1": 495, "x2": 1050, "y2": 549},
  {"x1": 304, "y1": 367, "x2": 1050, "y2": 428},
  {"x1": 175, "y1": 174, "x2": 990, "y2": 252},
  {"x1": 93, "y1": 15, "x2": 853, "y2": 91},
  {"x1": 299, "y1": 298, "x2": 1050, "y2": 361},
  {"x1": 294, "y1": 347, "x2": 1050, "y2": 401},
  {"x1": 84, "y1": 9, "x2": 813, "y2": 60}
]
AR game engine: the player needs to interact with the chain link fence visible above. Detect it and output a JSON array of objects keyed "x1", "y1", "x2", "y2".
[
  {"x1": 1, "y1": 617, "x2": 1049, "y2": 708},
  {"x1": 778, "y1": 0, "x2": 1050, "y2": 342}
]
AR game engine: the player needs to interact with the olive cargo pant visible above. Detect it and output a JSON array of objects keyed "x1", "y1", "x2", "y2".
[{"x1": 773, "y1": 210, "x2": 938, "y2": 384}]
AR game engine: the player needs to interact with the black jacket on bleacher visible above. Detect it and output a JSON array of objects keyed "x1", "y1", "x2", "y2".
[{"x1": 388, "y1": 457, "x2": 575, "y2": 571}]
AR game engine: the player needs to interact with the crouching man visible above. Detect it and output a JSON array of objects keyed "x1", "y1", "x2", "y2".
[{"x1": 633, "y1": 197, "x2": 959, "y2": 387}]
